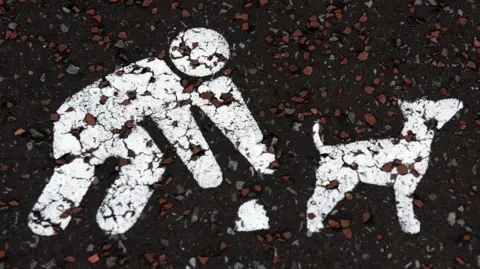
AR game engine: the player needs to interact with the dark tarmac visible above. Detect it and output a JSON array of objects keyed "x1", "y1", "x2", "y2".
[{"x1": 1, "y1": 0, "x2": 479, "y2": 268}]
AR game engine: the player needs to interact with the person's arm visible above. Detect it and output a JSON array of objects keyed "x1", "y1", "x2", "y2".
[
  {"x1": 192, "y1": 76, "x2": 275, "y2": 175},
  {"x1": 151, "y1": 106, "x2": 223, "y2": 188}
]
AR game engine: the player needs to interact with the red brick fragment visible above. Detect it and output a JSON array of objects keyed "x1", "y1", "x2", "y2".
[
  {"x1": 362, "y1": 212, "x2": 371, "y2": 223},
  {"x1": 343, "y1": 228, "x2": 353, "y2": 239},
  {"x1": 142, "y1": 0, "x2": 153, "y2": 7},
  {"x1": 259, "y1": 0, "x2": 268, "y2": 6},
  {"x1": 357, "y1": 51, "x2": 369, "y2": 61},
  {"x1": 292, "y1": 29, "x2": 303, "y2": 37},
  {"x1": 414, "y1": 199, "x2": 424, "y2": 208},
  {"x1": 235, "y1": 13, "x2": 249, "y2": 21},
  {"x1": 198, "y1": 256, "x2": 209, "y2": 265},
  {"x1": 118, "y1": 32, "x2": 127, "y2": 39},
  {"x1": 85, "y1": 113, "x2": 96, "y2": 125},
  {"x1": 467, "y1": 61, "x2": 477, "y2": 69},
  {"x1": 88, "y1": 254, "x2": 99, "y2": 264},
  {"x1": 64, "y1": 256, "x2": 76, "y2": 263},
  {"x1": 303, "y1": 66, "x2": 313, "y2": 75},
  {"x1": 364, "y1": 113, "x2": 377, "y2": 126}
]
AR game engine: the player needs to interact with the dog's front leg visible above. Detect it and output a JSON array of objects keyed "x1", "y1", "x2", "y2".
[
  {"x1": 307, "y1": 163, "x2": 359, "y2": 233},
  {"x1": 393, "y1": 174, "x2": 421, "y2": 234}
]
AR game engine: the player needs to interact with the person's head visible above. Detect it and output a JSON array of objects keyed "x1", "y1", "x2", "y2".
[{"x1": 169, "y1": 28, "x2": 230, "y2": 77}]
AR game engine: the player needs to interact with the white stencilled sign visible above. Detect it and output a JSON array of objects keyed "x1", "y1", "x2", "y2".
[
  {"x1": 307, "y1": 98, "x2": 463, "y2": 234},
  {"x1": 29, "y1": 28, "x2": 275, "y2": 236},
  {"x1": 28, "y1": 27, "x2": 464, "y2": 238}
]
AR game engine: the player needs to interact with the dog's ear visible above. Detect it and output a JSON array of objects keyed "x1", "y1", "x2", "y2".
[
  {"x1": 397, "y1": 98, "x2": 424, "y2": 116},
  {"x1": 426, "y1": 99, "x2": 463, "y2": 129}
]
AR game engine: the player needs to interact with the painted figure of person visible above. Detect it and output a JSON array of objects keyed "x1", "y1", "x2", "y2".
[{"x1": 29, "y1": 28, "x2": 275, "y2": 236}]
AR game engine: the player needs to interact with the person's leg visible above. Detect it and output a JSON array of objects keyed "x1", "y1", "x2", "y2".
[
  {"x1": 28, "y1": 97, "x2": 102, "y2": 236},
  {"x1": 28, "y1": 158, "x2": 96, "y2": 236},
  {"x1": 96, "y1": 125, "x2": 165, "y2": 234}
]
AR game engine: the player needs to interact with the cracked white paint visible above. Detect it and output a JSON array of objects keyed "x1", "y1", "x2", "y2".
[
  {"x1": 170, "y1": 28, "x2": 230, "y2": 77},
  {"x1": 235, "y1": 200, "x2": 269, "y2": 231},
  {"x1": 307, "y1": 98, "x2": 463, "y2": 234},
  {"x1": 29, "y1": 28, "x2": 275, "y2": 236}
]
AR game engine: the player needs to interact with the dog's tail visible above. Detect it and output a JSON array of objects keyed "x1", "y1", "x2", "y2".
[{"x1": 312, "y1": 122, "x2": 324, "y2": 150}]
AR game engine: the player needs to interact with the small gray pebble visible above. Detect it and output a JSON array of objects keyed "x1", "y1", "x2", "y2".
[
  {"x1": 60, "y1": 24, "x2": 69, "y2": 33},
  {"x1": 105, "y1": 257, "x2": 117, "y2": 268},
  {"x1": 447, "y1": 212, "x2": 456, "y2": 226},
  {"x1": 66, "y1": 64, "x2": 80, "y2": 75},
  {"x1": 285, "y1": 108, "x2": 296, "y2": 115},
  {"x1": 8, "y1": 22, "x2": 17, "y2": 30},
  {"x1": 115, "y1": 40, "x2": 126, "y2": 49}
]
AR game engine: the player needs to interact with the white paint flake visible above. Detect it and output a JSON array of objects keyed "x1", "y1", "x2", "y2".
[
  {"x1": 307, "y1": 98, "x2": 463, "y2": 234},
  {"x1": 29, "y1": 28, "x2": 275, "y2": 236},
  {"x1": 235, "y1": 200, "x2": 269, "y2": 231}
]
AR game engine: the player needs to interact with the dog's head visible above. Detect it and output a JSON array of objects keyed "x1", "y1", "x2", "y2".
[{"x1": 398, "y1": 98, "x2": 463, "y2": 134}]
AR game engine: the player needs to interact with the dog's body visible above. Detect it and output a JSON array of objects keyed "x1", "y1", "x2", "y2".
[{"x1": 307, "y1": 98, "x2": 463, "y2": 234}]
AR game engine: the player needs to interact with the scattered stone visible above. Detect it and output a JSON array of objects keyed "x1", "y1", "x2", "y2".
[
  {"x1": 142, "y1": 0, "x2": 153, "y2": 7},
  {"x1": 447, "y1": 159, "x2": 458, "y2": 167},
  {"x1": 364, "y1": 113, "x2": 377, "y2": 126},
  {"x1": 115, "y1": 40, "x2": 126, "y2": 48},
  {"x1": 303, "y1": 66, "x2": 313, "y2": 75},
  {"x1": 285, "y1": 108, "x2": 296, "y2": 115},
  {"x1": 88, "y1": 254, "x2": 100, "y2": 264},
  {"x1": 105, "y1": 257, "x2": 117, "y2": 268},
  {"x1": 64, "y1": 256, "x2": 76, "y2": 263},
  {"x1": 66, "y1": 64, "x2": 80, "y2": 75},
  {"x1": 447, "y1": 212, "x2": 456, "y2": 226},
  {"x1": 357, "y1": 51, "x2": 369, "y2": 61},
  {"x1": 362, "y1": 212, "x2": 371, "y2": 223},
  {"x1": 118, "y1": 32, "x2": 127, "y2": 39},
  {"x1": 228, "y1": 160, "x2": 238, "y2": 171},
  {"x1": 60, "y1": 24, "x2": 69, "y2": 33},
  {"x1": 281, "y1": 230, "x2": 292, "y2": 239},
  {"x1": 343, "y1": 228, "x2": 353, "y2": 239},
  {"x1": 29, "y1": 128, "x2": 45, "y2": 139},
  {"x1": 197, "y1": 256, "x2": 209, "y2": 265},
  {"x1": 8, "y1": 23, "x2": 17, "y2": 30},
  {"x1": 160, "y1": 238, "x2": 169, "y2": 246}
]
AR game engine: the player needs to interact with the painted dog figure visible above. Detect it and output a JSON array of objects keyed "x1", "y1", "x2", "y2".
[{"x1": 307, "y1": 98, "x2": 463, "y2": 234}]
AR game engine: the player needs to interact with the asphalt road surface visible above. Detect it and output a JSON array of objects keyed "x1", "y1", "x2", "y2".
[{"x1": 1, "y1": 0, "x2": 480, "y2": 268}]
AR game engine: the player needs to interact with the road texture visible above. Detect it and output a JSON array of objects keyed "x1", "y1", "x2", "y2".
[{"x1": 1, "y1": 0, "x2": 480, "y2": 268}]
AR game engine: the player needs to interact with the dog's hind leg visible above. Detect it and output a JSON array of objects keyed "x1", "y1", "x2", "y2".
[
  {"x1": 394, "y1": 174, "x2": 421, "y2": 234},
  {"x1": 307, "y1": 164, "x2": 359, "y2": 232}
]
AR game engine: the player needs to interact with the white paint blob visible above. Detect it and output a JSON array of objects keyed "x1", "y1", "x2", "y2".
[
  {"x1": 307, "y1": 98, "x2": 463, "y2": 234},
  {"x1": 170, "y1": 28, "x2": 230, "y2": 77},
  {"x1": 235, "y1": 200, "x2": 270, "y2": 231},
  {"x1": 29, "y1": 28, "x2": 274, "y2": 236}
]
